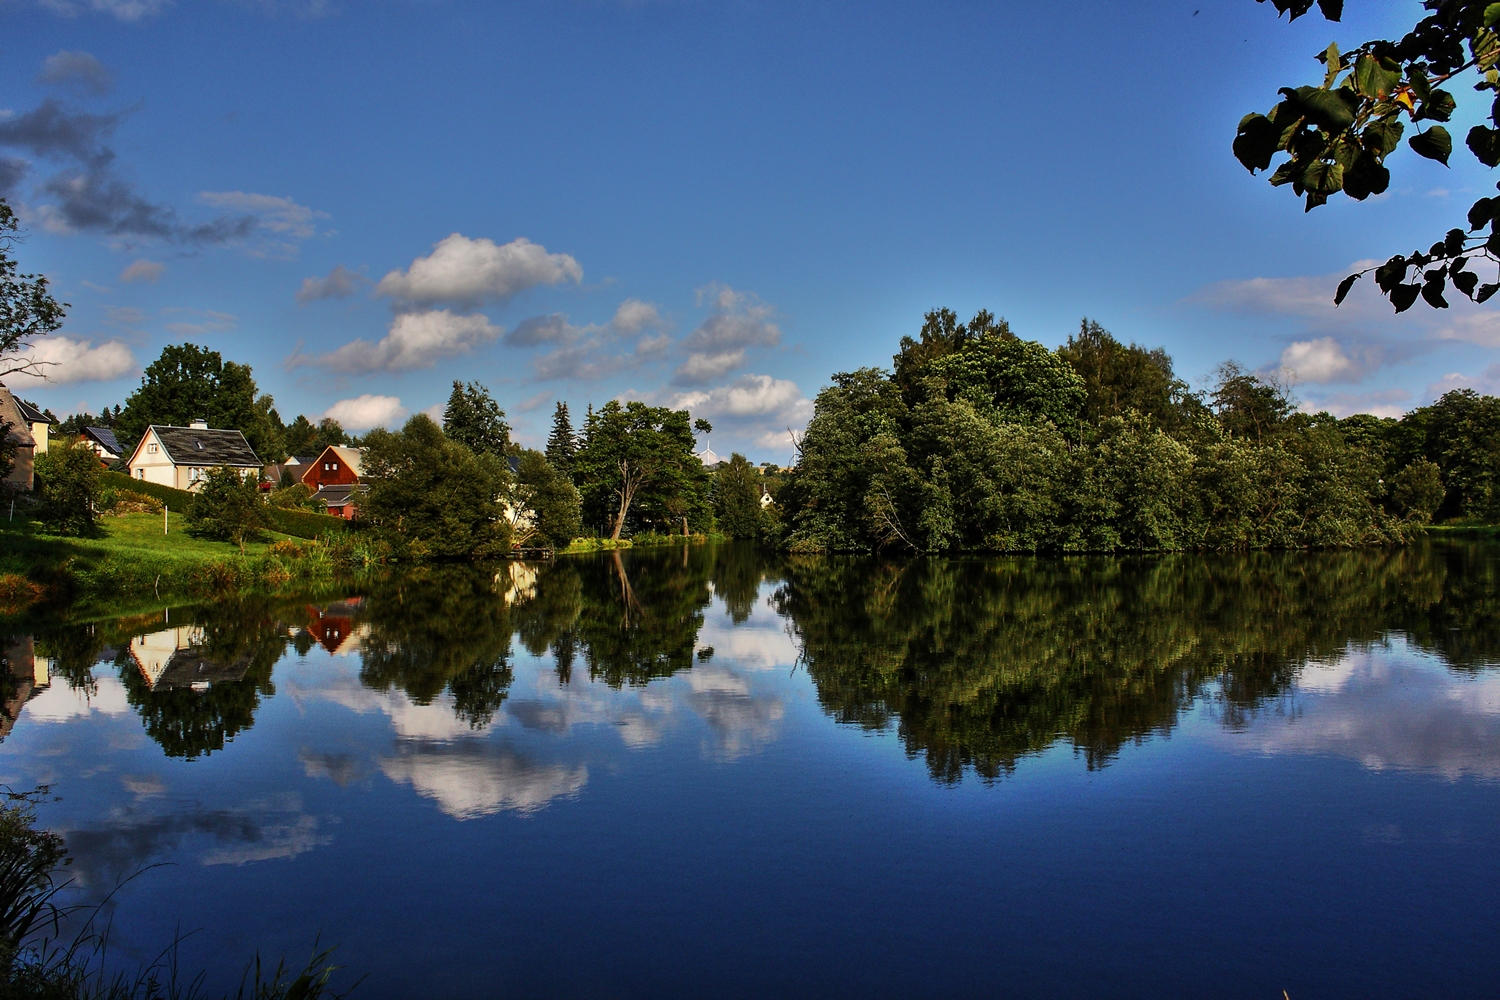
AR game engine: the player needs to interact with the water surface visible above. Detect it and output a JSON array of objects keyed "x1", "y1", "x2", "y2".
[{"x1": 3, "y1": 542, "x2": 1498, "y2": 998}]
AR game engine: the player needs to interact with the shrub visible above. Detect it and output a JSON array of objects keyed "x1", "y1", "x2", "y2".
[
  {"x1": 33, "y1": 442, "x2": 103, "y2": 538},
  {"x1": 185, "y1": 467, "x2": 270, "y2": 552}
]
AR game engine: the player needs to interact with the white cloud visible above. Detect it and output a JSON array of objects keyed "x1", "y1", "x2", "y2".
[
  {"x1": 196, "y1": 191, "x2": 326, "y2": 257},
  {"x1": 506, "y1": 312, "x2": 591, "y2": 347},
  {"x1": 674, "y1": 349, "x2": 744, "y2": 384},
  {"x1": 674, "y1": 284, "x2": 780, "y2": 386},
  {"x1": 1434, "y1": 312, "x2": 1500, "y2": 347},
  {"x1": 421, "y1": 402, "x2": 445, "y2": 422},
  {"x1": 1278, "y1": 337, "x2": 1359, "y2": 384},
  {"x1": 296, "y1": 265, "x2": 365, "y2": 304},
  {"x1": 38, "y1": 0, "x2": 171, "y2": 20},
  {"x1": 118, "y1": 258, "x2": 163, "y2": 284},
  {"x1": 37, "y1": 50, "x2": 114, "y2": 96},
  {"x1": 1427, "y1": 363, "x2": 1500, "y2": 399},
  {"x1": 610, "y1": 298, "x2": 665, "y2": 334},
  {"x1": 8, "y1": 334, "x2": 135, "y2": 383},
  {"x1": 667, "y1": 374, "x2": 812, "y2": 421},
  {"x1": 1297, "y1": 388, "x2": 1413, "y2": 419},
  {"x1": 323, "y1": 394, "x2": 408, "y2": 431},
  {"x1": 375, "y1": 234, "x2": 582, "y2": 309},
  {"x1": 1191, "y1": 262, "x2": 1383, "y2": 320},
  {"x1": 303, "y1": 309, "x2": 503, "y2": 373}
]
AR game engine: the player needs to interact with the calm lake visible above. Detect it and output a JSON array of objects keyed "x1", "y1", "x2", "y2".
[{"x1": 3, "y1": 541, "x2": 1499, "y2": 998}]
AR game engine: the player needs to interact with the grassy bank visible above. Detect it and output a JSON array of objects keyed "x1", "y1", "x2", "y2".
[{"x1": 0, "y1": 512, "x2": 380, "y2": 618}]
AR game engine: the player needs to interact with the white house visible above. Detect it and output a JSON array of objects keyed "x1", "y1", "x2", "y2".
[{"x1": 125, "y1": 421, "x2": 262, "y2": 491}]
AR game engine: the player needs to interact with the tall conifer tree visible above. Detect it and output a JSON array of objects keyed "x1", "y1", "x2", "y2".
[{"x1": 545, "y1": 401, "x2": 577, "y2": 478}]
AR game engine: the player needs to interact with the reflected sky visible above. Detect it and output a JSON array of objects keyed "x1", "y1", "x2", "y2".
[{"x1": 2, "y1": 542, "x2": 1499, "y2": 999}]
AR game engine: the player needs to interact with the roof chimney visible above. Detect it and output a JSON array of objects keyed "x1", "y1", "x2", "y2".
[{"x1": 189, "y1": 418, "x2": 208, "y2": 429}]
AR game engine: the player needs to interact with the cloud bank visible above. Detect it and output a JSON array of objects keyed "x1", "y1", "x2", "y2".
[{"x1": 375, "y1": 234, "x2": 582, "y2": 309}]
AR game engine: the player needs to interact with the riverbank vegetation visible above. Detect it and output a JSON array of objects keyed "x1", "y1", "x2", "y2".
[
  {"x1": 0, "y1": 512, "x2": 381, "y2": 618},
  {"x1": 775, "y1": 312, "x2": 1456, "y2": 553}
]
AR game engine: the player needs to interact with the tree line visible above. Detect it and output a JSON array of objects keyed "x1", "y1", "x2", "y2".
[{"x1": 773, "y1": 309, "x2": 1490, "y2": 552}]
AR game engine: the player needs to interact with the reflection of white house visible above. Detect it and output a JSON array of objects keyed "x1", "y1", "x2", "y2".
[
  {"x1": 130, "y1": 627, "x2": 208, "y2": 687},
  {"x1": 125, "y1": 421, "x2": 261, "y2": 491},
  {"x1": 498, "y1": 562, "x2": 538, "y2": 605},
  {"x1": 759, "y1": 487, "x2": 774, "y2": 509}
]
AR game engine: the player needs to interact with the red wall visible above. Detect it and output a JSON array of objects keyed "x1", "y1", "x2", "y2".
[{"x1": 300, "y1": 447, "x2": 360, "y2": 489}]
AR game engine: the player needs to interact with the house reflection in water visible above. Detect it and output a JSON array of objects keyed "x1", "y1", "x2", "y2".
[
  {"x1": 1, "y1": 637, "x2": 52, "y2": 740},
  {"x1": 129, "y1": 627, "x2": 251, "y2": 691},
  {"x1": 304, "y1": 600, "x2": 368, "y2": 657}
]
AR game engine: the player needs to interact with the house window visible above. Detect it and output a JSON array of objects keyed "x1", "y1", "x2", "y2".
[
  {"x1": 324, "y1": 462, "x2": 330, "y2": 470},
  {"x1": 331, "y1": 462, "x2": 338, "y2": 470},
  {"x1": 137, "y1": 469, "x2": 145, "y2": 480},
  {"x1": 190, "y1": 467, "x2": 203, "y2": 482},
  {"x1": 148, "y1": 443, "x2": 159, "y2": 454}
]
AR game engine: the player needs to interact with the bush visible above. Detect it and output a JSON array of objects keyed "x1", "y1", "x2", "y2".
[
  {"x1": 33, "y1": 442, "x2": 103, "y2": 537},
  {"x1": 185, "y1": 467, "x2": 271, "y2": 552},
  {"x1": 268, "y1": 483, "x2": 323, "y2": 513},
  {"x1": 99, "y1": 471, "x2": 193, "y2": 512},
  {"x1": 264, "y1": 506, "x2": 346, "y2": 541}
]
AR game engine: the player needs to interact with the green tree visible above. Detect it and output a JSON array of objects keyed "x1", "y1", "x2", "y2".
[
  {"x1": 1236, "y1": 1, "x2": 1500, "y2": 311},
  {"x1": 116, "y1": 344, "x2": 278, "y2": 459},
  {"x1": 573, "y1": 400, "x2": 709, "y2": 540},
  {"x1": 443, "y1": 380, "x2": 511, "y2": 457},
  {"x1": 359, "y1": 413, "x2": 511, "y2": 559},
  {"x1": 282, "y1": 414, "x2": 349, "y2": 457},
  {"x1": 33, "y1": 439, "x2": 103, "y2": 536},
  {"x1": 511, "y1": 449, "x2": 582, "y2": 548},
  {"x1": 1209, "y1": 362, "x2": 1294, "y2": 444},
  {"x1": 713, "y1": 453, "x2": 765, "y2": 540},
  {"x1": 1390, "y1": 458, "x2": 1445, "y2": 521},
  {"x1": 1057, "y1": 320, "x2": 1201, "y2": 429},
  {"x1": 0, "y1": 198, "x2": 67, "y2": 381},
  {"x1": 185, "y1": 466, "x2": 271, "y2": 552},
  {"x1": 545, "y1": 401, "x2": 577, "y2": 479}
]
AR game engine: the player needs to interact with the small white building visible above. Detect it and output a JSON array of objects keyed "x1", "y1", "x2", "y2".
[{"x1": 125, "y1": 421, "x2": 262, "y2": 491}]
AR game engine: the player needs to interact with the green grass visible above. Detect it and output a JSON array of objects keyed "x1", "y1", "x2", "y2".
[{"x1": 0, "y1": 513, "x2": 371, "y2": 619}]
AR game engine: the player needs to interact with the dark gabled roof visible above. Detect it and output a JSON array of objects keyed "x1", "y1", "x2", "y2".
[
  {"x1": 311, "y1": 483, "x2": 366, "y2": 506},
  {"x1": 14, "y1": 397, "x2": 49, "y2": 424},
  {"x1": 148, "y1": 425, "x2": 261, "y2": 467},
  {"x1": 83, "y1": 426, "x2": 122, "y2": 456}
]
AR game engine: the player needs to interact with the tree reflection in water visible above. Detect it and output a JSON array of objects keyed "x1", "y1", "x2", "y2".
[
  {"x1": 7, "y1": 537, "x2": 1500, "y2": 779},
  {"x1": 772, "y1": 539, "x2": 1500, "y2": 782}
]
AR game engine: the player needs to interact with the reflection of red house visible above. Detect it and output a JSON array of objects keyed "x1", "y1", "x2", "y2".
[
  {"x1": 301, "y1": 446, "x2": 365, "y2": 521},
  {"x1": 305, "y1": 599, "x2": 365, "y2": 655}
]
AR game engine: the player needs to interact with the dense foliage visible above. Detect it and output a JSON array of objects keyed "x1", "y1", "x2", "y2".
[
  {"x1": 1239, "y1": 0, "x2": 1500, "y2": 310},
  {"x1": 778, "y1": 311, "x2": 1439, "y2": 553},
  {"x1": 712, "y1": 453, "x2": 771, "y2": 541},
  {"x1": 359, "y1": 414, "x2": 513, "y2": 559},
  {"x1": 574, "y1": 401, "x2": 711, "y2": 539},
  {"x1": 512, "y1": 449, "x2": 583, "y2": 548},
  {"x1": 443, "y1": 380, "x2": 512, "y2": 458},
  {"x1": 32, "y1": 441, "x2": 103, "y2": 537},
  {"x1": 185, "y1": 466, "x2": 271, "y2": 551}
]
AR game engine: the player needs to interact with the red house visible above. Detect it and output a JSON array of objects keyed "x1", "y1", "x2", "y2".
[{"x1": 301, "y1": 445, "x2": 366, "y2": 520}]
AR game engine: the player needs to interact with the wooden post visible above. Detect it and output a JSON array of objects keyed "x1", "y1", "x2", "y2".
[{"x1": 164, "y1": 504, "x2": 168, "y2": 536}]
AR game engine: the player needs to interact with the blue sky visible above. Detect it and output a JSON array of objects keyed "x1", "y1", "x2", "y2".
[{"x1": 3, "y1": 0, "x2": 1497, "y2": 459}]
